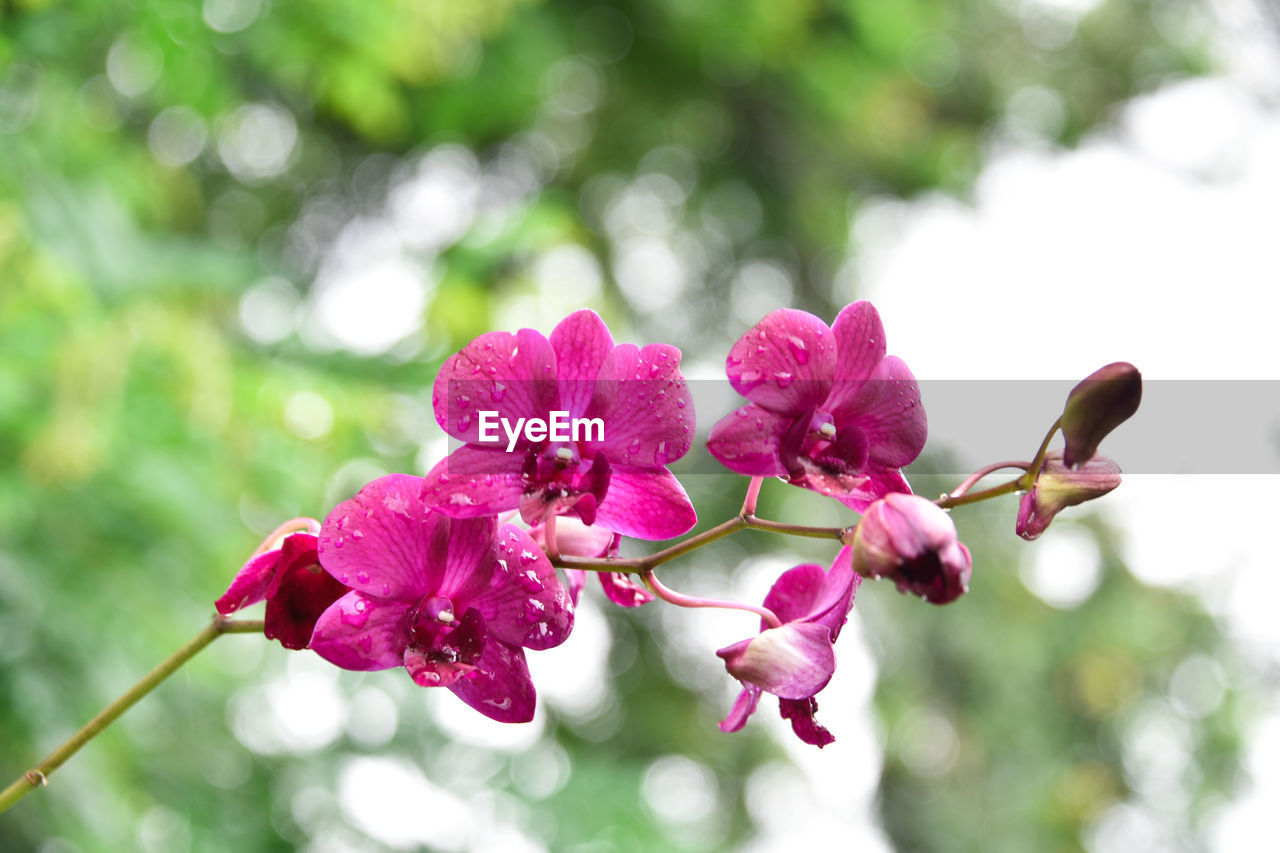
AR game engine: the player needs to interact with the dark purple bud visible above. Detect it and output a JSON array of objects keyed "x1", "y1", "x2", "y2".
[
  {"x1": 1061, "y1": 362, "x2": 1141, "y2": 468},
  {"x1": 1016, "y1": 451, "x2": 1121, "y2": 540},
  {"x1": 851, "y1": 493, "x2": 972, "y2": 605}
]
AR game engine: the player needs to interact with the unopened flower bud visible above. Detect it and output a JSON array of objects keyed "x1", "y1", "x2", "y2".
[
  {"x1": 1061, "y1": 362, "x2": 1141, "y2": 468},
  {"x1": 851, "y1": 493, "x2": 972, "y2": 605},
  {"x1": 1016, "y1": 451, "x2": 1121, "y2": 540}
]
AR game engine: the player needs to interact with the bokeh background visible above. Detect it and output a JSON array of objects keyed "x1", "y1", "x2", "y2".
[{"x1": 3, "y1": 1, "x2": 1278, "y2": 851}]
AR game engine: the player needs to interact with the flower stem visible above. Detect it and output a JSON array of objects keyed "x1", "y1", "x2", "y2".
[
  {"x1": 741, "y1": 476, "x2": 764, "y2": 516},
  {"x1": 0, "y1": 616, "x2": 265, "y2": 815},
  {"x1": 1019, "y1": 416, "x2": 1063, "y2": 490},
  {"x1": 946, "y1": 461, "x2": 1030, "y2": 499},
  {"x1": 642, "y1": 570, "x2": 782, "y2": 629},
  {"x1": 935, "y1": 477, "x2": 1023, "y2": 509}
]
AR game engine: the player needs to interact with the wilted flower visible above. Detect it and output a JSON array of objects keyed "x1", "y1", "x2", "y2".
[
  {"x1": 718, "y1": 548, "x2": 861, "y2": 747},
  {"x1": 707, "y1": 302, "x2": 926, "y2": 512},
  {"x1": 528, "y1": 517, "x2": 653, "y2": 608},
  {"x1": 851, "y1": 493, "x2": 972, "y2": 604},
  {"x1": 215, "y1": 532, "x2": 349, "y2": 650},
  {"x1": 421, "y1": 309, "x2": 697, "y2": 540},
  {"x1": 1016, "y1": 451, "x2": 1121, "y2": 540},
  {"x1": 309, "y1": 474, "x2": 573, "y2": 723},
  {"x1": 1061, "y1": 362, "x2": 1141, "y2": 468}
]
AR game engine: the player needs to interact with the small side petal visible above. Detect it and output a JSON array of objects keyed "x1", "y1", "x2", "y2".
[
  {"x1": 448, "y1": 640, "x2": 537, "y2": 724},
  {"x1": 592, "y1": 466, "x2": 697, "y2": 540},
  {"x1": 716, "y1": 623, "x2": 836, "y2": 700},
  {"x1": 726, "y1": 309, "x2": 836, "y2": 414},
  {"x1": 215, "y1": 549, "x2": 281, "y2": 615},
  {"x1": 310, "y1": 591, "x2": 406, "y2": 671},
  {"x1": 706, "y1": 405, "x2": 792, "y2": 478},
  {"x1": 720, "y1": 684, "x2": 763, "y2": 733}
]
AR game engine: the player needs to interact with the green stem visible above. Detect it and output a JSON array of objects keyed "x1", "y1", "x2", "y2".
[
  {"x1": 0, "y1": 616, "x2": 264, "y2": 815},
  {"x1": 935, "y1": 477, "x2": 1023, "y2": 509},
  {"x1": 1019, "y1": 415, "x2": 1063, "y2": 490}
]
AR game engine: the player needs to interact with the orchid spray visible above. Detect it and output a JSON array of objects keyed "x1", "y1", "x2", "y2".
[{"x1": 0, "y1": 304, "x2": 1141, "y2": 812}]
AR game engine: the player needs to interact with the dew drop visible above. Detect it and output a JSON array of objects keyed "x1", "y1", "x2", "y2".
[
  {"x1": 457, "y1": 395, "x2": 471, "y2": 409},
  {"x1": 492, "y1": 383, "x2": 506, "y2": 402},
  {"x1": 776, "y1": 371, "x2": 793, "y2": 388},
  {"x1": 676, "y1": 399, "x2": 685, "y2": 409},
  {"x1": 787, "y1": 335, "x2": 809, "y2": 365},
  {"x1": 355, "y1": 571, "x2": 371, "y2": 585},
  {"x1": 351, "y1": 530, "x2": 364, "y2": 540},
  {"x1": 457, "y1": 413, "x2": 472, "y2": 431}
]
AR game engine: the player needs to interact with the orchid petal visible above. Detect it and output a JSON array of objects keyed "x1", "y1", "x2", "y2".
[
  {"x1": 590, "y1": 343, "x2": 694, "y2": 465},
  {"x1": 319, "y1": 474, "x2": 442, "y2": 602},
  {"x1": 264, "y1": 560, "x2": 350, "y2": 650},
  {"x1": 725, "y1": 309, "x2": 837, "y2": 414},
  {"x1": 598, "y1": 572, "x2": 654, "y2": 608},
  {"x1": 779, "y1": 697, "x2": 835, "y2": 747},
  {"x1": 215, "y1": 549, "x2": 283, "y2": 615},
  {"x1": 706, "y1": 405, "x2": 792, "y2": 477},
  {"x1": 432, "y1": 329, "x2": 559, "y2": 445},
  {"x1": 829, "y1": 300, "x2": 887, "y2": 387},
  {"x1": 592, "y1": 465, "x2": 697, "y2": 540},
  {"x1": 551, "y1": 309, "x2": 614, "y2": 418},
  {"x1": 829, "y1": 355, "x2": 926, "y2": 468},
  {"x1": 719, "y1": 685, "x2": 763, "y2": 733},
  {"x1": 458, "y1": 524, "x2": 574, "y2": 651},
  {"x1": 420, "y1": 446, "x2": 526, "y2": 518},
  {"x1": 448, "y1": 640, "x2": 537, "y2": 723},
  {"x1": 716, "y1": 622, "x2": 836, "y2": 700},
  {"x1": 310, "y1": 591, "x2": 406, "y2": 671}
]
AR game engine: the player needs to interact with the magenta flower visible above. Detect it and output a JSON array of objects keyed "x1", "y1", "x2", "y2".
[
  {"x1": 309, "y1": 474, "x2": 573, "y2": 723},
  {"x1": 215, "y1": 532, "x2": 350, "y2": 650},
  {"x1": 851, "y1": 493, "x2": 972, "y2": 604},
  {"x1": 707, "y1": 302, "x2": 926, "y2": 512},
  {"x1": 421, "y1": 310, "x2": 697, "y2": 540},
  {"x1": 529, "y1": 517, "x2": 654, "y2": 608},
  {"x1": 1017, "y1": 451, "x2": 1122, "y2": 540},
  {"x1": 717, "y1": 548, "x2": 861, "y2": 747}
]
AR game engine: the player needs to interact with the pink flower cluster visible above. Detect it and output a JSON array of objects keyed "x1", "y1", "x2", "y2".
[{"x1": 216, "y1": 304, "x2": 1139, "y2": 746}]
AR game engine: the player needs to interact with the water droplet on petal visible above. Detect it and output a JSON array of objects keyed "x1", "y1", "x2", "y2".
[
  {"x1": 351, "y1": 530, "x2": 364, "y2": 540},
  {"x1": 492, "y1": 383, "x2": 506, "y2": 401},
  {"x1": 457, "y1": 413, "x2": 472, "y2": 431},
  {"x1": 776, "y1": 371, "x2": 793, "y2": 388},
  {"x1": 457, "y1": 395, "x2": 471, "y2": 409},
  {"x1": 787, "y1": 335, "x2": 809, "y2": 365},
  {"x1": 355, "y1": 571, "x2": 370, "y2": 585}
]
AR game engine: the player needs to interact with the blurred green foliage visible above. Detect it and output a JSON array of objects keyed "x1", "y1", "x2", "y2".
[{"x1": 0, "y1": 0, "x2": 1237, "y2": 851}]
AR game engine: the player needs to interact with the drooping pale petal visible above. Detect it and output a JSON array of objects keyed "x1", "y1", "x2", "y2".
[
  {"x1": 705, "y1": 404, "x2": 792, "y2": 477},
  {"x1": 719, "y1": 684, "x2": 762, "y2": 733},
  {"x1": 309, "y1": 591, "x2": 407, "y2": 671},
  {"x1": 420, "y1": 446, "x2": 526, "y2": 518},
  {"x1": 589, "y1": 343, "x2": 694, "y2": 466},
  {"x1": 779, "y1": 697, "x2": 834, "y2": 747},
  {"x1": 592, "y1": 465, "x2": 697, "y2": 540},
  {"x1": 319, "y1": 474, "x2": 442, "y2": 602},
  {"x1": 725, "y1": 309, "x2": 837, "y2": 415},
  {"x1": 828, "y1": 355, "x2": 926, "y2": 469},
  {"x1": 716, "y1": 622, "x2": 836, "y2": 700},
  {"x1": 448, "y1": 639, "x2": 537, "y2": 724},
  {"x1": 829, "y1": 300, "x2": 887, "y2": 388},
  {"x1": 432, "y1": 328, "x2": 560, "y2": 445},
  {"x1": 551, "y1": 309, "x2": 615, "y2": 418},
  {"x1": 456, "y1": 524, "x2": 573, "y2": 651},
  {"x1": 215, "y1": 549, "x2": 283, "y2": 615}
]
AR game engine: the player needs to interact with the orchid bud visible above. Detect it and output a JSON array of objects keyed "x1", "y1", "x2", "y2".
[
  {"x1": 851, "y1": 493, "x2": 972, "y2": 605},
  {"x1": 1061, "y1": 362, "x2": 1141, "y2": 468},
  {"x1": 1016, "y1": 451, "x2": 1121, "y2": 540}
]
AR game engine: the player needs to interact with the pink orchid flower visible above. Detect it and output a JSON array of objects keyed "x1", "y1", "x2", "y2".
[
  {"x1": 309, "y1": 474, "x2": 573, "y2": 723},
  {"x1": 707, "y1": 301, "x2": 926, "y2": 512},
  {"x1": 421, "y1": 310, "x2": 697, "y2": 540},
  {"x1": 851, "y1": 493, "x2": 972, "y2": 605},
  {"x1": 718, "y1": 548, "x2": 861, "y2": 747}
]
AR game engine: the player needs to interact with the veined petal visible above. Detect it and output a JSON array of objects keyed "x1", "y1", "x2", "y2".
[
  {"x1": 716, "y1": 622, "x2": 836, "y2": 700},
  {"x1": 725, "y1": 309, "x2": 836, "y2": 415},
  {"x1": 319, "y1": 474, "x2": 442, "y2": 602},
  {"x1": 551, "y1": 309, "x2": 615, "y2": 418},
  {"x1": 592, "y1": 466, "x2": 697, "y2": 540},
  {"x1": 310, "y1": 591, "x2": 406, "y2": 671},
  {"x1": 448, "y1": 640, "x2": 537, "y2": 724},
  {"x1": 706, "y1": 405, "x2": 792, "y2": 478},
  {"x1": 828, "y1": 355, "x2": 926, "y2": 469},
  {"x1": 589, "y1": 343, "x2": 694, "y2": 465},
  {"x1": 719, "y1": 684, "x2": 763, "y2": 733},
  {"x1": 420, "y1": 446, "x2": 526, "y2": 518},
  {"x1": 432, "y1": 328, "x2": 559, "y2": 445},
  {"x1": 457, "y1": 524, "x2": 573, "y2": 651},
  {"x1": 830, "y1": 300, "x2": 887, "y2": 387}
]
